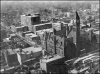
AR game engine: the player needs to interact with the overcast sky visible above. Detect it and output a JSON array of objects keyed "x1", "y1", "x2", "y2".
[
  {"x1": 1, "y1": 0, "x2": 99, "y2": 4},
  {"x1": 1, "y1": 0, "x2": 99, "y2": 9}
]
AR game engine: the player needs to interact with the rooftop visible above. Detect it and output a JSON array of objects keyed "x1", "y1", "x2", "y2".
[
  {"x1": 36, "y1": 30, "x2": 45, "y2": 35},
  {"x1": 23, "y1": 46, "x2": 42, "y2": 53},
  {"x1": 41, "y1": 55, "x2": 63, "y2": 63},
  {"x1": 85, "y1": 28, "x2": 94, "y2": 32},
  {"x1": 16, "y1": 25, "x2": 27, "y2": 28},
  {"x1": 15, "y1": 46, "x2": 42, "y2": 54},
  {"x1": 21, "y1": 14, "x2": 38, "y2": 17},
  {"x1": 25, "y1": 33, "x2": 38, "y2": 38},
  {"x1": 23, "y1": 31, "x2": 32, "y2": 33},
  {"x1": 53, "y1": 22, "x2": 61, "y2": 25},
  {"x1": 93, "y1": 31, "x2": 99, "y2": 35},
  {"x1": 42, "y1": 28, "x2": 53, "y2": 32},
  {"x1": 34, "y1": 23, "x2": 45, "y2": 26},
  {"x1": 36, "y1": 28, "x2": 53, "y2": 34},
  {"x1": 6, "y1": 49, "x2": 16, "y2": 55},
  {"x1": 34, "y1": 22, "x2": 52, "y2": 27}
]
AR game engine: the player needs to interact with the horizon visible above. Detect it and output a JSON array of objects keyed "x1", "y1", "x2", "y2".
[{"x1": 1, "y1": 0, "x2": 99, "y2": 4}]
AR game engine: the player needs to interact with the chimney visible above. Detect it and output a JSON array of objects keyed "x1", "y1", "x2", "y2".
[{"x1": 76, "y1": 11, "x2": 80, "y2": 57}]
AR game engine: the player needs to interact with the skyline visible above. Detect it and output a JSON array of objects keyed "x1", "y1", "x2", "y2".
[{"x1": 1, "y1": 0, "x2": 99, "y2": 7}]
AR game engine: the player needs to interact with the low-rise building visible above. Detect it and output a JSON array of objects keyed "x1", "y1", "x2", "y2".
[
  {"x1": 52, "y1": 22, "x2": 61, "y2": 31},
  {"x1": 33, "y1": 23, "x2": 52, "y2": 33},
  {"x1": 10, "y1": 25, "x2": 29, "y2": 33},
  {"x1": 25, "y1": 33, "x2": 40, "y2": 44},
  {"x1": 22, "y1": 31, "x2": 33, "y2": 37},
  {"x1": 40, "y1": 55, "x2": 65, "y2": 73}
]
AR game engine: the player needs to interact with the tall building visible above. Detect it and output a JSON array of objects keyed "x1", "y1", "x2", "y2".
[
  {"x1": 76, "y1": 11, "x2": 80, "y2": 57},
  {"x1": 21, "y1": 14, "x2": 41, "y2": 26},
  {"x1": 21, "y1": 14, "x2": 41, "y2": 32}
]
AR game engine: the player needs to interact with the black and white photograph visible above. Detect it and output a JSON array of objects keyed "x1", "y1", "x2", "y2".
[{"x1": 0, "y1": 0, "x2": 100, "y2": 74}]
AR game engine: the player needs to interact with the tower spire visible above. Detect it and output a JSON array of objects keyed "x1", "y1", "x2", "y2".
[{"x1": 76, "y1": 11, "x2": 80, "y2": 57}]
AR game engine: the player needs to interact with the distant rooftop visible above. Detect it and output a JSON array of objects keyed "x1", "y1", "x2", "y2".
[
  {"x1": 34, "y1": 23, "x2": 44, "y2": 26},
  {"x1": 23, "y1": 31, "x2": 32, "y2": 33},
  {"x1": 25, "y1": 33, "x2": 38, "y2": 38},
  {"x1": 15, "y1": 25, "x2": 28, "y2": 28},
  {"x1": 85, "y1": 28, "x2": 95, "y2": 32},
  {"x1": 36, "y1": 28, "x2": 53, "y2": 34},
  {"x1": 21, "y1": 13, "x2": 39, "y2": 17},
  {"x1": 12, "y1": 22, "x2": 21, "y2": 27},
  {"x1": 93, "y1": 31, "x2": 99, "y2": 35},
  {"x1": 35, "y1": 22, "x2": 52, "y2": 26},
  {"x1": 6, "y1": 49, "x2": 15, "y2": 55},
  {"x1": 22, "y1": 46, "x2": 42, "y2": 54},
  {"x1": 14, "y1": 46, "x2": 42, "y2": 54},
  {"x1": 41, "y1": 55, "x2": 63, "y2": 63}
]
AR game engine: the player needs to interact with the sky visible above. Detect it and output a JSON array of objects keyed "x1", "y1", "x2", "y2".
[
  {"x1": 1, "y1": 0, "x2": 99, "y2": 1},
  {"x1": 1, "y1": 0, "x2": 99, "y2": 9},
  {"x1": 1, "y1": 0, "x2": 99, "y2": 3}
]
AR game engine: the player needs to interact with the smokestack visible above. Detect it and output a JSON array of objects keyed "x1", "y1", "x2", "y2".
[{"x1": 76, "y1": 11, "x2": 80, "y2": 57}]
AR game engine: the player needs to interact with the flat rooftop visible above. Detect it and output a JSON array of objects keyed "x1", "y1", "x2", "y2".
[
  {"x1": 15, "y1": 46, "x2": 42, "y2": 54},
  {"x1": 16, "y1": 25, "x2": 28, "y2": 28},
  {"x1": 41, "y1": 55, "x2": 63, "y2": 63},
  {"x1": 21, "y1": 14, "x2": 38, "y2": 17},
  {"x1": 53, "y1": 22, "x2": 61, "y2": 25},
  {"x1": 22, "y1": 46, "x2": 42, "y2": 54},
  {"x1": 36, "y1": 28, "x2": 53, "y2": 34},
  {"x1": 34, "y1": 24, "x2": 45, "y2": 26},
  {"x1": 42, "y1": 28, "x2": 53, "y2": 32},
  {"x1": 34, "y1": 22, "x2": 52, "y2": 26},
  {"x1": 36, "y1": 31, "x2": 45, "y2": 35},
  {"x1": 93, "y1": 31, "x2": 99, "y2": 35},
  {"x1": 85, "y1": 28, "x2": 94, "y2": 32},
  {"x1": 25, "y1": 33, "x2": 38, "y2": 38},
  {"x1": 23, "y1": 31, "x2": 32, "y2": 33}
]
